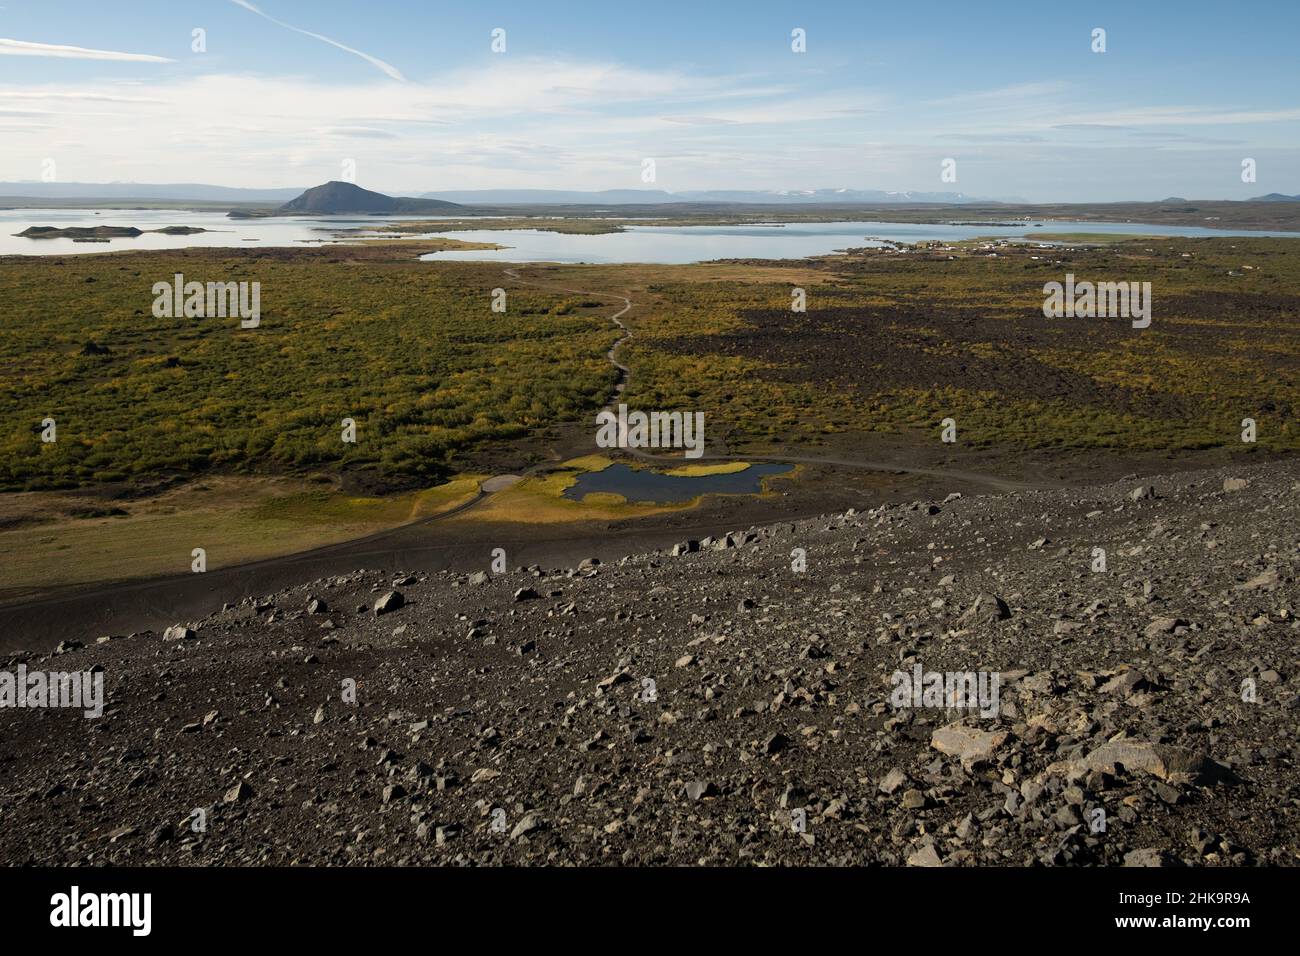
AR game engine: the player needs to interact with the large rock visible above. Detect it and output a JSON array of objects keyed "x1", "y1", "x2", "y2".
[
  {"x1": 1123, "y1": 848, "x2": 1174, "y2": 867},
  {"x1": 510, "y1": 812, "x2": 544, "y2": 839},
  {"x1": 930, "y1": 722, "x2": 1010, "y2": 766},
  {"x1": 224, "y1": 781, "x2": 254, "y2": 803},
  {"x1": 374, "y1": 590, "x2": 405, "y2": 614},
  {"x1": 596, "y1": 669, "x2": 632, "y2": 691},
  {"x1": 684, "y1": 781, "x2": 717, "y2": 801},
  {"x1": 1099, "y1": 669, "x2": 1149, "y2": 696},
  {"x1": 879, "y1": 768, "x2": 909, "y2": 795},
  {"x1": 1237, "y1": 569, "x2": 1280, "y2": 592},
  {"x1": 906, "y1": 843, "x2": 943, "y2": 867},
  {"x1": 960, "y1": 593, "x2": 1010, "y2": 625},
  {"x1": 1143, "y1": 616, "x2": 1186, "y2": 638},
  {"x1": 1074, "y1": 740, "x2": 1225, "y2": 785}
]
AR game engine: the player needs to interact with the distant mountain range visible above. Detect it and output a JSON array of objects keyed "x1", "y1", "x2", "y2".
[
  {"x1": 0, "y1": 183, "x2": 997, "y2": 205},
  {"x1": 277, "y1": 181, "x2": 462, "y2": 214},
  {"x1": 0, "y1": 182, "x2": 303, "y2": 201},
  {"x1": 420, "y1": 188, "x2": 993, "y2": 205},
  {"x1": 1162, "y1": 193, "x2": 1300, "y2": 203},
  {"x1": 0, "y1": 181, "x2": 1296, "y2": 206}
]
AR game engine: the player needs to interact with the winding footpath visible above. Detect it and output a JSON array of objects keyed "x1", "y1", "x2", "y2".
[{"x1": 502, "y1": 266, "x2": 634, "y2": 410}]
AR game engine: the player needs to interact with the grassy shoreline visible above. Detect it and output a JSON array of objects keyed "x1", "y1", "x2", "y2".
[{"x1": 0, "y1": 474, "x2": 483, "y2": 599}]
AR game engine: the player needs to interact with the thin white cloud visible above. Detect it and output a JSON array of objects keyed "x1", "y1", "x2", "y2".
[
  {"x1": 0, "y1": 38, "x2": 173, "y2": 62},
  {"x1": 0, "y1": 90, "x2": 165, "y2": 103},
  {"x1": 1066, "y1": 105, "x2": 1300, "y2": 127},
  {"x1": 922, "y1": 81, "x2": 1068, "y2": 108},
  {"x1": 317, "y1": 125, "x2": 400, "y2": 139},
  {"x1": 661, "y1": 115, "x2": 738, "y2": 126},
  {"x1": 229, "y1": 0, "x2": 405, "y2": 82}
]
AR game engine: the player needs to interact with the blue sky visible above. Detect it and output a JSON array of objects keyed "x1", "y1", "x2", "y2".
[{"x1": 1, "y1": 0, "x2": 1296, "y2": 200}]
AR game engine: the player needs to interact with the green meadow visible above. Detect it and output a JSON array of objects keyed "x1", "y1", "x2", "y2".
[
  {"x1": 0, "y1": 249, "x2": 619, "y2": 491},
  {"x1": 2, "y1": 236, "x2": 1298, "y2": 499}
]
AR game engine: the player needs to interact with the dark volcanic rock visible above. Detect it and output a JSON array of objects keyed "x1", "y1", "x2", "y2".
[
  {"x1": 2, "y1": 458, "x2": 1297, "y2": 867},
  {"x1": 374, "y1": 591, "x2": 405, "y2": 614}
]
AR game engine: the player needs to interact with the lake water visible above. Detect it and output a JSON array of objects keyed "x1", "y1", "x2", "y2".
[
  {"x1": 423, "y1": 219, "x2": 1300, "y2": 264},
  {"x1": 0, "y1": 208, "x2": 447, "y2": 256},
  {"x1": 563, "y1": 462, "x2": 793, "y2": 504},
  {"x1": 3, "y1": 208, "x2": 1298, "y2": 262}
]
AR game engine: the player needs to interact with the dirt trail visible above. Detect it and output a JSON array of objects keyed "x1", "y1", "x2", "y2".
[{"x1": 502, "y1": 266, "x2": 634, "y2": 406}]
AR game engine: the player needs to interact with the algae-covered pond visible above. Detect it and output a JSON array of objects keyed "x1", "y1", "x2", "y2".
[{"x1": 562, "y1": 462, "x2": 792, "y2": 504}]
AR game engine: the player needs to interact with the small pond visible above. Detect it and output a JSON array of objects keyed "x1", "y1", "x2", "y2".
[{"x1": 563, "y1": 462, "x2": 793, "y2": 504}]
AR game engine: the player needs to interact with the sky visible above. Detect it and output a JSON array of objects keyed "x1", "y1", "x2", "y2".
[{"x1": 0, "y1": 0, "x2": 1296, "y2": 201}]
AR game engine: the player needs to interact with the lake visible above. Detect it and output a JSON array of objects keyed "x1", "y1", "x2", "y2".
[
  {"x1": 422, "y1": 219, "x2": 1300, "y2": 264},
  {"x1": 3, "y1": 208, "x2": 1298, "y2": 262},
  {"x1": 0, "y1": 208, "x2": 448, "y2": 256},
  {"x1": 563, "y1": 462, "x2": 793, "y2": 504}
]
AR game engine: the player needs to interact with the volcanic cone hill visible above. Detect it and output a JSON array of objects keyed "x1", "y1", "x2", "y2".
[{"x1": 277, "y1": 181, "x2": 466, "y2": 215}]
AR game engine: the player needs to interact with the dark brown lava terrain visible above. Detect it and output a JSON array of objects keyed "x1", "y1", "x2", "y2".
[{"x1": 2, "y1": 459, "x2": 1297, "y2": 866}]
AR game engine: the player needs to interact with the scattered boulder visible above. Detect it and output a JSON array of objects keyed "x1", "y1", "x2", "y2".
[
  {"x1": 960, "y1": 593, "x2": 1010, "y2": 625},
  {"x1": 1073, "y1": 740, "x2": 1225, "y2": 785},
  {"x1": 931, "y1": 723, "x2": 1010, "y2": 766},
  {"x1": 224, "y1": 782, "x2": 254, "y2": 804},
  {"x1": 511, "y1": 813, "x2": 544, "y2": 839},
  {"x1": 762, "y1": 732, "x2": 789, "y2": 755},
  {"x1": 374, "y1": 591, "x2": 405, "y2": 615},
  {"x1": 1237, "y1": 569, "x2": 1280, "y2": 591},
  {"x1": 907, "y1": 843, "x2": 943, "y2": 867},
  {"x1": 879, "y1": 768, "x2": 909, "y2": 795},
  {"x1": 1123, "y1": 848, "x2": 1174, "y2": 867},
  {"x1": 1143, "y1": 616, "x2": 1186, "y2": 638},
  {"x1": 684, "y1": 781, "x2": 717, "y2": 802}
]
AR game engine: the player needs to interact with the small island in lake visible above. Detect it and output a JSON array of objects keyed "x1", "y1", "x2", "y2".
[{"x1": 15, "y1": 225, "x2": 209, "y2": 240}]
